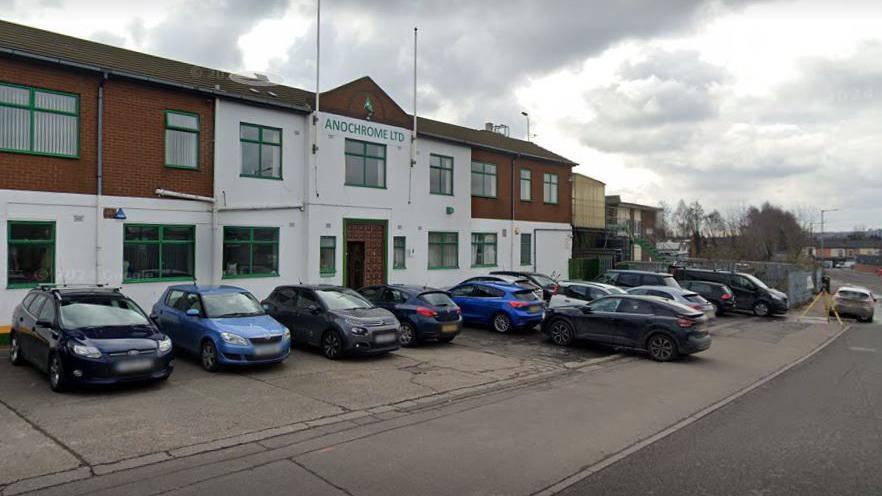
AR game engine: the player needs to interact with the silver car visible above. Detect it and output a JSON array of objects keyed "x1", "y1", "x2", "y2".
[
  {"x1": 832, "y1": 286, "x2": 875, "y2": 322},
  {"x1": 549, "y1": 281, "x2": 626, "y2": 308},
  {"x1": 627, "y1": 285, "x2": 716, "y2": 318}
]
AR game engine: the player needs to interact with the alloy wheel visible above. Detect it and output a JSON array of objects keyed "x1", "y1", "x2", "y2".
[
  {"x1": 493, "y1": 314, "x2": 512, "y2": 333},
  {"x1": 201, "y1": 342, "x2": 217, "y2": 371},
  {"x1": 550, "y1": 321, "x2": 574, "y2": 346},
  {"x1": 399, "y1": 323, "x2": 416, "y2": 347},
  {"x1": 648, "y1": 335, "x2": 675, "y2": 362},
  {"x1": 9, "y1": 335, "x2": 20, "y2": 365},
  {"x1": 754, "y1": 302, "x2": 769, "y2": 317},
  {"x1": 323, "y1": 332, "x2": 342, "y2": 359},
  {"x1": 49, "y1": 355, "x2": 63, "y2": 391}
]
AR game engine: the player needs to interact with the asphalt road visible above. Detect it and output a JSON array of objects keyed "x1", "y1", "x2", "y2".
[{"x1": 561, "y1": 273, "x2": 882, "y2": 496}]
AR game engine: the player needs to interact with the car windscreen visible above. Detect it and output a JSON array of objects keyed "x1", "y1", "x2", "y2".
[
  {"x1": 838, "y1": 290, "x2": 871, "y2": 301},
  {"x1": 317, "y1": 288, "x2": 373, "y2": 310},
  {"x1": 420, "y1": 292, "x2": 456, "y2": 307},
  {"x1": 202, "y1": 292, "x2": 264, "y2": 318},
  {"x1": 60, "y1": 296, "x2": 151, "y2": 329},
  {"x1": 660, "y1": 276, "x2": 681, "y2": 288},
  {"x1": 513, "y1": 290, "x2": 540, "y2": 301},
  {"x1": 744, "y1": 274, "x2": 769, "y2": 290},
  {"x1": 529, "y1": 274, "x2": 556, "y2": 288}
]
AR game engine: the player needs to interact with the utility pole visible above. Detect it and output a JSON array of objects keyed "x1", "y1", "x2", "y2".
[{"x1": 820, "y1": 208, "x2": 839, "y2": 278}]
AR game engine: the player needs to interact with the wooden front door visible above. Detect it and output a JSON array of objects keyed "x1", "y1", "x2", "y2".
[{"x1": 344, "y1": 221, "x2": 386, "y2": 289}]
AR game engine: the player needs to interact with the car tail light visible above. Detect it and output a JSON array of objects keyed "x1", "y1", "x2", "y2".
[
  {"x1": 509, "y1": 300, "x2": 531, "y2": 309},
  {"x1": 416, "y1": 307, "x2": 438, "y2": 317},
  {"x1": 551, "y1": 284, "x2": 560, "y2": 295},
  {"x1": 721, "y1": 293, "x2": 732, "y2": 300},
  {"x1": 677, "y1": 316, "x2": 697, "y2": 328}
]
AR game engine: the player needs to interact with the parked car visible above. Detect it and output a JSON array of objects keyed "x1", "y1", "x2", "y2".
[
  {"x1": 460, "y1": 274, "x2": 544, "y2": 301},
  {"x1": 671, "y1": 268, "x2": 789, "y2": 317},
  {"x1": 263, "y1": 285, "x2": 399, "y2": 359},
  {"x1": 489, "y1": 271, "x2": 559, "y2": 301},
  {"x1": 595, "y1": 269, "x2": 681, "y2": 289},
  {"x1": 548, "y1": 281, "x2": 626, "y2": 308},
  {"x1": 152, "y1": 285, "x2": 290, "y2": 371},
  {"x1": 448, "y1": 281, "x2": 545, "y2": 333},
  {"x1": 626, "y1": 286, "x2": 716, "y2": 318},
  {"x1": 358, "y1": 284, "x2": 462, "y2": 346},
  {"x1": 680, "y1": 280, "x2": 736, "y2": 315},
  {"x1": 831, "y1": 286, "x2": 876, "y2": 322},
  {"x1": 542, "y1": 295, "x2": 711, "y2": 361},
  {"x1": 9, "y1": 286, "x2": 173, "y2": 392}
]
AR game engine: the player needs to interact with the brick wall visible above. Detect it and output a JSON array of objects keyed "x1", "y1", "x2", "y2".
[
  {"x1": 103, "y1": 79, "x2": 214, "y2": 198},
  {"x1": 0, "y1": 55, "x2": 99, "y2": 194}
]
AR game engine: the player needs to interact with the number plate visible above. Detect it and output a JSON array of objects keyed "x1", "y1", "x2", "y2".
[
  {"x1": 442, "y1": 324, "x2": 458, "y2": 333},
  {"x1": 375, "y1": 333, "x2": 397, "y2": 344},
  {"x1": 116, "y1": 359, "x2": 153, "y2": 373},
  {"x1": 529, "y1": 305, "x2": 541, "y2": 313},
  {"x1": 253, "y1": 345, "x2": 280, "y2": 357}
]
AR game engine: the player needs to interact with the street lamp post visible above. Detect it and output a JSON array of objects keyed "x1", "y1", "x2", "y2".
[
  {"x1": 521, "y1": 111, "x2": 530, "y2": 142},
  {"x1": 819, "y1": 208, "x2": 839, "y2": 281}
]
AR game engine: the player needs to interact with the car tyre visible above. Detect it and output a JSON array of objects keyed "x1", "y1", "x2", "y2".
[
  {"x1": 321, "y1": 330, "x2": 344, "y2": 360},
  {"x1": 48, "y1": 353, "x2": 66, "y2": 393},
  {"x1": 752, "y1": 301, "x2": 770, "y2": 317},
  {"x1": 200, "y1": 340, "x2": 220, "y2": 372},
  {"x1": 9, "y1": 332, "x2": 25, "y2": 366},
  {"x1": 399, "y1": 322, "x2": 418, "y2": 347},
  {"x1": 549, "y1": 319, "x2": 575, "y2": 347},
  {"x1": 646, "y1": 333, "x2": 678, "y2": 362},
  {"x1": 492, "y1": 313, "x2": 513, "y2": 333}
]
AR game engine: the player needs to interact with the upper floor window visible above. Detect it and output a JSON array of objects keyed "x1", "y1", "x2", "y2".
[
  {"x1": 165, "y1": 110, "x2": 199, "y2": 169},
  {"x1": 543, "y1": 172, "x2": 559, "y2": 204},
  {"x1": 471, "y1": 161, "x2": 497, "y2": 198},
  {"x1": 345, "y1": 139, "x2": 386, "y2": 188},
  {"x1": 0, "y1": 83, "x2": 79, "y2": 158},
  {"x1": 430, "y1": 154, "x2": 454, "y2": 195},
  {"x1": 240, "y1": 123, "x2": 282, "y2": 179},
  {"x1": 520, "y1": 169, "x2": 532, "y2": 201}
]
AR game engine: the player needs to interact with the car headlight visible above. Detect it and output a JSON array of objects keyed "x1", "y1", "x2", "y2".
[
  {"x1": 220, "y1": 332, "x2": 248, "y2": 346},
  {"x1": 350, "y1": 327, "x2": 368, "y2": 336},
  {"x1": 157, "y1": 336, "x2": 172, "y2": 354},
  {"x1": 71, "y1": 343, "x2": 102, "y2": 359},
  {"x1": 282, "y1": 327, "x2": 291, "y2": 340}
]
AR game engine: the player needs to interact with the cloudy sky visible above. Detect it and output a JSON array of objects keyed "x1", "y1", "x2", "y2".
[{"x1": 3, "y1": 0, "x2": 880, "y2": 230}]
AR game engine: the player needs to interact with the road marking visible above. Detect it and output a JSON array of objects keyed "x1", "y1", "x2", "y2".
[{"x1": 848, "y1": 346, "x2": 876, "y2": 353}]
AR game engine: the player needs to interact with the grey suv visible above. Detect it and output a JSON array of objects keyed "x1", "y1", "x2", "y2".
[{"x1": 595, "y1": 270, "x2": 681, "y2": 289}]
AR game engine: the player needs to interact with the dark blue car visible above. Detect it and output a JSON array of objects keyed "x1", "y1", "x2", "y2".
[
  {"x1": 357, "y1": 284, "x2": 462, "y2": 346},
  {"x1": 448, "y1": 281, "x2": 545, "y2": 333},
  {"x1": 151, "y1": 285, "x2": 290, "y2": 371},
  {"x1": 9, "y1": 286, "x2": 174, "y2": 392}
]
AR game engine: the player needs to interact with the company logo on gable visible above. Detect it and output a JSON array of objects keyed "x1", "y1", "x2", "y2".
[{"x1": 325, "y1": 118, "x2": 406, "y2": 142}]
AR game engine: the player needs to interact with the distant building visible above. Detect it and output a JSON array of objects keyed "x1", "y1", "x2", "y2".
[{"x1": 605, "y1": 195, "x2": 661, "y2": 261}]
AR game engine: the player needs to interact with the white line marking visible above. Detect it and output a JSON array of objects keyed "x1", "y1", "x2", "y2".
[{"x1": 848, "y1": 346, "x2": 876, "y2": 353}]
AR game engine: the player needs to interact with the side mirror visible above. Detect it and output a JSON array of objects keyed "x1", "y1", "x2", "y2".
[
  {"x1": 307, "y1": 304, "x2": 321, "y2": 314},
  {"x1": 261, "y1": 303, "x2": 270, "y2": 311},
  {"x1": 185, "y1": 308, "x2": 200, "y2": 317},
  {"x1": 580, "y1": 306, "x2": 593, "y2": 314},
  {"x1": 35, "y1": 319, "x2": 53, "y2": 328}
]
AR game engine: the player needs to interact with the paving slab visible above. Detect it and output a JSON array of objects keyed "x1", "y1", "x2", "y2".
[{"x1": 0, "y1": 403, "x2": 80, "y2": 487}]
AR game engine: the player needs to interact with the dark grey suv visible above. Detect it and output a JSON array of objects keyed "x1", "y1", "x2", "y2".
[
  {"x1": 595, "y1": 270, "x2": 681, "y2": 289},
  {"x1": 262, "y1": 285, "x2": 400, "y2": 359}
]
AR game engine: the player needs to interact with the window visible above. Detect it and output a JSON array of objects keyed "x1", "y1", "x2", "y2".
[
  {"x1": 383, "y1": 288, "x2": 408, "y2": 304},
  {"x1": 543, "y1": 172, "x2": 559, "y2": 204},
  {"x1": 393, "y1": 236, "x2": 406, "y2": 269},
  {"x1": 617, "y1": 273, "x2": 641, "y2": 287},
  {"x1": 294, "y1": 289, "x2": 319, "y2": 311},
  {"x1": 222, "y1": 227, "x2": 279, "y2": 278},
  {"x1": 520, "y1": 233, "x2": 532, "y2": 266},
  {"x1": 471, "y1": 161, "x2": 496, "y2": 198},
  {"x1": 0, "y1": 83, "x2": 79, "y2": 158},
  {"x1": 165, "y1": 110, "x2": 199, "y2": 169},
  {"x1": 520, "y1": 169, "x2": 532, "y2": 201},
  {"x1": 166, "y1": 289, "x2": 185, "y2": 308},
  {"x1": 617, "y1": 299, "x2": 656, "y2": 315},
  {"x1": 320, "y1": 236, "x2": 336, "y2": 275},
  {"x1": 240, "y1": 123, "x2": 282, "y2": 179},
  {"x1": 7, "y1": 221, "x2": 55, "y2": 288},
  {"x1": 430, "y1": 154, "x2": 454, "y2": 195},
  {"x1": 590, "y1": 297, "x2": 621, "y2": 312},
  {"x1": 359, "y1": 287, "x2": 383, "y2": 302},
  {"x1": 428, "y1": 232, "x2": 458, "y2": 269},
  {"x1": 471, "y1": 233, "x2": 497, "y2": 267},
  {"x1": 345, "y1": 139, "x2": 386, "y2": 188},
  {"x1": 123, "y1": 224, "x2": 195, "y2": 282}
]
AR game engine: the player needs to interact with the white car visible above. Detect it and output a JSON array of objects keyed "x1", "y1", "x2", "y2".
[
  {"x1": 548, "y1": 281, "x2": 626, "y2": 308},
  {"x1": 626, "y1": 285, "x2": 716, "y2": 318}
]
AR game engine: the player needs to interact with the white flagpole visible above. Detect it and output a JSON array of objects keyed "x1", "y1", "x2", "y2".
[
  {"x1": 313, "y1": 0, "x2": 321, "y2": 198},
  {"x1": 408, "y1": 27, "x2": 418, "y2": 204}
]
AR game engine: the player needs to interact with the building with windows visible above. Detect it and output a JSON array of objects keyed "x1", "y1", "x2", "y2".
[
  {"x1": 604, "y1": 195, "x2": 661, "y2": 262},
  {"x1": 0, "y1": 20, "x2": 575, "y2": 334}
]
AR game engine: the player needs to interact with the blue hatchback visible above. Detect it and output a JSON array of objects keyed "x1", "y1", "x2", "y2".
[
  {"x1": 357, "y1": 284, "x2": 463, "y2": 347},
  {"x1": 151, "y1": 285, "x2": 290, "y2": 371},
  {"x1": 448, "y1": 281, "x2": 545, "y2": 333}
]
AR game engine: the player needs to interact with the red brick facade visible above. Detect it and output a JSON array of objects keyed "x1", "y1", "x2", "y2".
[
  {"x1": 320, "y1": 77, "x2": 411, "y2": 129},
  {"x1": 0, "y1": 56, "x2": 99, "y2": 194}
]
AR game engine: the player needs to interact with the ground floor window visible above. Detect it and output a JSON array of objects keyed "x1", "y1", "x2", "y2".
[
  {"x1": 428, "y1": 232, "x2": 458, "y2": 269},
  {"x1": 7, "y1": 221, "x2": 55, "y2": 288},
  {"x1": 471, "y1": 233, "x2": 497, "y2": 267},
  {"x1": 222, "y1": 227, "x2": 279, "y2": 278},
  {"x1": 520, "y1": 233, "x2": 532, "y2": 266},
  {"x1": 123, "y1": 224, "x2": 195, "y2": 282},
  {"x1": 393, "y1": 236, "x2": 406, "y2": 269},
  {"x1": 320, "y1": 236, "x2": 336, "y2": 275}
]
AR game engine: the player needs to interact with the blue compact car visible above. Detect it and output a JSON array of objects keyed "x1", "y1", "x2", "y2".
[
  {"x1": 151, "y1": 285, "x2": 290, "y2": 371},
  {"x1": 448, "y1": 281, "x2": 545, "y2": 333},
  {"x1": 357, "y1": 284, "x2": 463, "y2": 347}
]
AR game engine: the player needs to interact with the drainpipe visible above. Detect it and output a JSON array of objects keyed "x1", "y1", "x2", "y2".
[
  {"x1": 510, "y1": 153, "x2": 520, "y2": 270},
  {"x1": 95, "y1": 73, "x2": 107, "y2": 285}
]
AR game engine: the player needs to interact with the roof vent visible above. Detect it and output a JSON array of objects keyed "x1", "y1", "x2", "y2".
[
  {"x1": 485, "y1": 122, "x2": 494, "y2": 131},
  {"x1": 249, "y1": 88, "x2": 260, "y2": 94},
  {"x1": 484, "y1": 122, "x2": 511, "y2": 137}
]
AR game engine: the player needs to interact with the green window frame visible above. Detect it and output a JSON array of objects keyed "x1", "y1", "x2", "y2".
[
  {"x1": 471, "y1": 232, "x2": 498, "y2": 268},
  {"x1": 428, "y1": 232, "x2": 458, "y2": 269},
  {"x1": 222, "y1": 227, "x2": 280, "y2": 279},
  {"x1": 430, "y1": 154, "x2": 454, "y2": 195},
  {"x1": 320, "y1": 236, "x2": 336, "y2": 275},
  {"x1": 123, "y1": 224, "x2": 195, "y2": 283},
  {"x1": 471, "y1": 161, "x2": 497, "y2": 198},
  {"x1": 7, "y1": 221, "x2": 55, "y2": 288},
  {"x1": 393, "y1": 236, "x2": 407, "y2": 269},
  {"x1": 520, "y1": 233, "x2": 532, "y2": 266},
  {"x1": 543, "y1": 172, "x2": 559, "y2": 204},
  {"x1": 520, "y1": 169, "x2": 532, "y2": 201},
  {"x1": 344, "y1": 138, "x2": 386, "y2": 188},
  {"x1": 239, "y1": 123, "x2": 282, "y2": 179},
  {"x1": 164, "y1": 110, "x2": 200, "y2": 169},
  {"x1": 0, "y1": 82, "x2": 79, "y2": 159}
]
